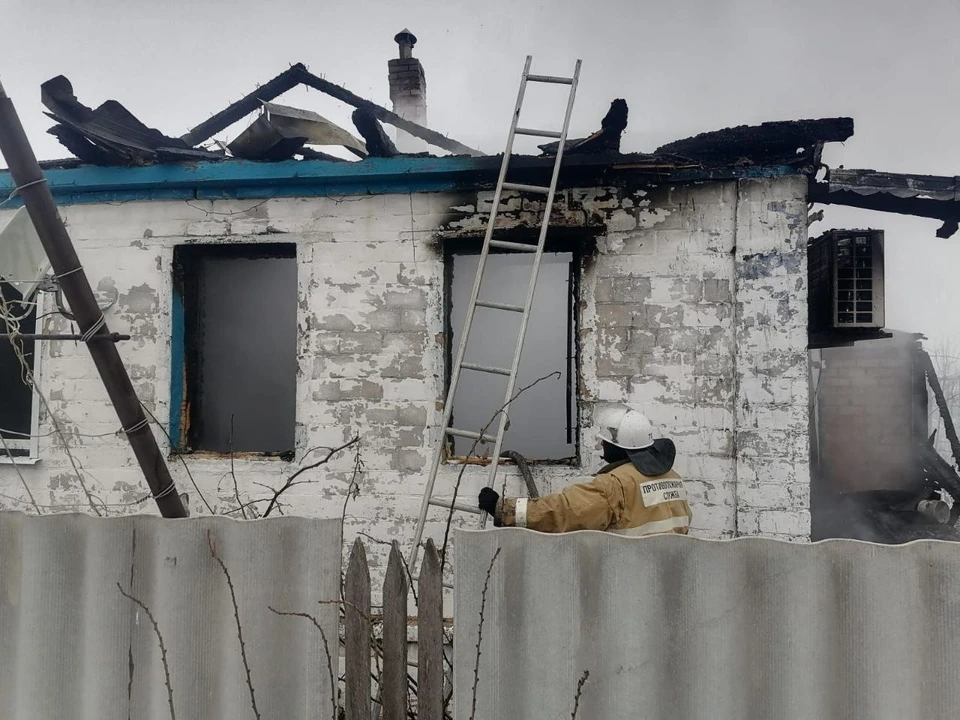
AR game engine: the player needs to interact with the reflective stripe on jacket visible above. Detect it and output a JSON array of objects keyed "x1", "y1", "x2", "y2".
[{"x1": 499, "y1": 460, "x2": 692, "y2": 535}]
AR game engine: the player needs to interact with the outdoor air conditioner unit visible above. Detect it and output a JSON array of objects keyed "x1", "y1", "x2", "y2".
[{"x1": 808, "y1": 229, "x2": 885, "y2": 334}]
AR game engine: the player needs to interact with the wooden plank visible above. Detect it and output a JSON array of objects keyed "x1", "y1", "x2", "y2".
[
  {"x1": 344, "y1": 539, "x2": 371, "y2": 720},
  {"x1": 417, "y1": 539, "x2": 444, "y2": 720},
  {"x1": 381, "y1": 542, "x2": 408, "y2": 720},
  {"x1": 923, "y1": 350, "x2": 960, "y2": 468}
]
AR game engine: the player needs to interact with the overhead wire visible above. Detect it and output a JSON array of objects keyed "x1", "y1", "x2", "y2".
[
  {"x1": 0, "y1": 283, "x2": 103, "y2": 515},
  {"x1": 0, "y1": 181, "x2": 187, "y2": 516}
]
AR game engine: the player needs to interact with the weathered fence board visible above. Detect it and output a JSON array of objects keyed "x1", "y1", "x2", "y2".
[
  {"x1": 417, "y1": 539, "x2": 444, "y2": 720},
  {"x1": 344, "y1": 539, "x2": 371, "y2": 720},
  {"x1": 381, "y1": 542, "x2": 408, "y2": 720}
]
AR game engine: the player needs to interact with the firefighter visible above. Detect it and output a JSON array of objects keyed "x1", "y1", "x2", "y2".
[{"x1": 477, "y1": 405, "x2": 692, "y2": 535}]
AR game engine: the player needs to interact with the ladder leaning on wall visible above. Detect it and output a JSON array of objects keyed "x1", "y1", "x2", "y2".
[{"x1": 408, "y1": 55, "x2": 582, "y2": 571}]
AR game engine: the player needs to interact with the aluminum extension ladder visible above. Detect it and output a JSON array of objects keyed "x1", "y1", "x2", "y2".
[{"x1": 409, "y1": 56, "x2": 582, "y2": 570}]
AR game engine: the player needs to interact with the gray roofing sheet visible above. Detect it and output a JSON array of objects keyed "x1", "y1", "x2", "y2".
[
  {"x1": 828, "y1": 168, "x2": 960, "y2": 201},
  {"x1": 0, "y1": 512, "x2": 341, "y2": 720},
  {"x1": 454, "y1": 528, "x2": 960, "y2": 720}
]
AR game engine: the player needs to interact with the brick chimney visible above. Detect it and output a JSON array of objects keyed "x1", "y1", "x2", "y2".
[{"x1": 388, "y1": 29, "x2": 427, "y2": 153}]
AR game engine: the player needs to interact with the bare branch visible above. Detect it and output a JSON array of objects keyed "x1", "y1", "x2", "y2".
[
  {"x1": 570, "y1": 670, "x2": 590, "y2": 719},
  {"x1": 207, "y1": 531, "x2": 261, "y2": 719},
  {"x1": 220, "y1": 497, "x2": 274, "y2": 516},
  {"x1": 228, "y1": 415, "x2": 246, "y2": 519},
  {"x1": 469, "y1": 547, "x2": 502, "y2": 720},
  {"x1": 268, "y1": 607, "x2": 338, "y2": 720},
  {"x1": 318, "y1": 597, "x2": 375, "y2": 623},
  {"x1": 441, "y1": 371, "x2": 561, "y2": 571},
  {"x1": 261, "y1": 436, "x2": 360, "y2": 518},
  {"x1": 340, "y1": 438, "x2": 365, "y2": 529},
  {"x1": 117, "y1": 582, "x2": 176, "y2": 720}
]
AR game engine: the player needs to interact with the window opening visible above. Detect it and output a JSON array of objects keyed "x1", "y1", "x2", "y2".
[
  {"x1": 173, "y1": 244, "x2": 297, "y2": 456},
  {"x1": 447, "y1": 248, "x2": 578, "y2": 461},
  {"x1": 0, "y1": 282, "x2": 39, "y2": 458}
]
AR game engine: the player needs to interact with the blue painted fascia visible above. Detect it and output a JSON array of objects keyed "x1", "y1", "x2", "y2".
[{"x1": 0, "y1": 156, "x2": 802, "y2": 207}]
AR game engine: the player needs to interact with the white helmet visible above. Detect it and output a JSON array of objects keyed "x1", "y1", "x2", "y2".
[{"x1": 595, "y1": 404, "x2": 655, "y2": 450}]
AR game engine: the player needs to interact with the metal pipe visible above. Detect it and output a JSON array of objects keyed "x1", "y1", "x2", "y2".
[
  {"x1": 0, "y1": 80, "x2": 186, "y2": 518},
  {"x1": 0, "y1": 333, "x2": 131, "y2": 342}
]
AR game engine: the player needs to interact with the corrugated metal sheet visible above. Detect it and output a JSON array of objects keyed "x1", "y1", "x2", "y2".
[
  {"x1": 454, "y1": 529, "x2": 960, "y2": 720},
  {"x1": 827, "y1": 169, "x2": 960, "y2": 201},
  {"x1": 0, "y1": 512, "x2": 341, "y2": 720}
]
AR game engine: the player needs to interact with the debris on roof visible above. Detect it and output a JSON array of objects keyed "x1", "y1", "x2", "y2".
[
  {"x1": 263, "y1": 103, "x2": 366, "y2": 156},
  {"x1": 227, "y1": 102, "x2": 367, "y2": 162},
  {"x1": 227, "y1": 115, "x2": 309, "y2": 162},
  {"x1": 810, "y1": 169, "x2": 960, "y2": 238},
  {"x1": 656, "y1": 117, "x2": 854, "y2": 168},
  {"x1": 180, "y1": 63, "x2": 481, "y2": 157},
  {"x1": 538, "y1": 99, "x2": 628, "y2": 156},
  {"x1": 351, "y1": 107, "x2": 399, "y2": 158},
  {"x1": 41, "y1": 76, "x2": 222, "y2": 166},
  {"x1": 39, "y1": 63, "x2": 479, "y2": 166}
]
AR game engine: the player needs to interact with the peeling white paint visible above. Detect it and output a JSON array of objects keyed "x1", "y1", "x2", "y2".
[{"x1": 0, "y1": 176, "x2": 811, "y2": 583}]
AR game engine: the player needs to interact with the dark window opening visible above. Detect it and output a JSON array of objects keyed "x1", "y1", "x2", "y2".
[
  {"x1": 0, "y1": 282, "x2": 37, "y2": 457},
  {"x1": 445, "y1": 241, "x2": 580, "y2": 462},
  {"x1": 173, "y1": 244, "x2": 298, "y2": 456},
  {"x1": 808, "y1": 229, "x2": 885, "y2": 336}
]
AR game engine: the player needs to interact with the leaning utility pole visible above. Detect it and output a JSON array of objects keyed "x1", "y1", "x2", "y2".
[{"x1": 0, "y1": 77, "x2": 186, "y2": 518}]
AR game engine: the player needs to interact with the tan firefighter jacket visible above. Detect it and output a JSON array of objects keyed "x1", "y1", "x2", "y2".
[{"x1": 497, "y1": 459, "x2": 692, "y2": 536}]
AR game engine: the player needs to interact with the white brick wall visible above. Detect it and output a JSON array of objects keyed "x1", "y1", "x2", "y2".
[{"x1": 0, "y1": 176, "x2": 811, "y2": 573}]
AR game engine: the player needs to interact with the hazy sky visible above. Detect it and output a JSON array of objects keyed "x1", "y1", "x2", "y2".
[{"x1": 4, "y1": 0, "x2": 959, "y2": 345}]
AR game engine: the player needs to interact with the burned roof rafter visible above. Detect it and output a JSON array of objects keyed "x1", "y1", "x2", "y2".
[
  {"x1": 656, "y1": 117, "x2": 854, "y2": 169},
  {"x1": 180, "y1": 62, "x2": 481, "y2": 157},
  {"x1": 538, "y1": 99, "x2": 628, "y2": 156},
  {"x1": 810, "y1": 169, "x2": 960, "y2": 238}
]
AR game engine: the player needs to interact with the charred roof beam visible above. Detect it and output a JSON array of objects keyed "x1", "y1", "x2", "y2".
[
  {"x1": 181, "y1": 63, "x2": 481, "y2": 157},
  {"x1": 810, "y1": 184, "x2": 960, "y2": 239},
  {"x1": 656, "y1": 117, "x2": 854, "y2": 169}
]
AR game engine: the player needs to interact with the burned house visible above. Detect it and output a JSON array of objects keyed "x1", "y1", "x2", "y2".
[
  {"x1": 2, "y1": 32, "x2": 958, "y2": 561},
  {"x1": 810, "y1": 330, "x2": 959, "y2": 541}
]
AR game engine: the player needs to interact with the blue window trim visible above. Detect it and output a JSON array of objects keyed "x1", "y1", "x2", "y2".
[{"x1": 169, "y1": 282, "x2": 185, "y2": 448}]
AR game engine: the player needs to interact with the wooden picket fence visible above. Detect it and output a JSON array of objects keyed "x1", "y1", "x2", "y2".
[{"x1": 343, "y1": 537, "x2": 446, "y2": 720}]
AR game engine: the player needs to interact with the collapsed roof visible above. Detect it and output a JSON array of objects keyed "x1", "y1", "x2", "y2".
[
  {"x1": 36, "y1": 64, "x2": 855, "y2": 182},
  {"x1": 41, "y1": 63, "x2": 481, "y2": 166}
]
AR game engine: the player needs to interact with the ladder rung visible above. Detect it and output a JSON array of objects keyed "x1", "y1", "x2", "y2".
[
  {"x1": 527, "y1": 74, "x2": 573, "y2": 85},
  {"x1": 502, "y1": 181, "x2": 550, "y2": 194},
  {"x1": 429, "y1": 497, "x2": 483, "y2": 515},
  {"x1": 475, "y1": 299, "x2": 524, "y2": 313},
  {"x1": 447, "y1": 427, "x2": 497, "y2": 443},
  {"x1": 461, "y1": 361, "x2": 511, "y2": 376},
  {"x1": 515, "y1": 127, "x2": 562, "y2": 139},
  {"x1": 489, "y1": 239, "x2": 538, "y2": 252}
]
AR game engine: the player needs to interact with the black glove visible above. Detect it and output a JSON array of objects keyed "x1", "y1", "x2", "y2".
[{"x1": 478, "y1": 487, "x2": 502, "y2": 526}]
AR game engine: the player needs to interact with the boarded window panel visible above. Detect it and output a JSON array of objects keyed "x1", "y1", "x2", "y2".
[
  {"x1": 449, "y1": 252, "x2": 576, "y2": 460},
  {"x1": 179, "y1": 245, "x2": 298, "y2": 454},
  {"x1": 0, "y1": 283, "x2": 37, "y2": 449}
]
